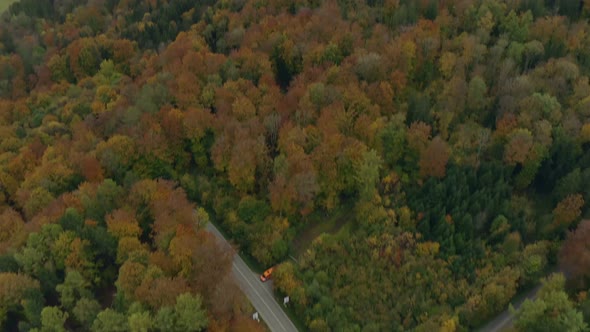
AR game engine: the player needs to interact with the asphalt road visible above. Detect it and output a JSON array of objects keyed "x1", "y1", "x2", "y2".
[
  {"x1": 205, "y1": 222, "x2": 299, "y2": 332},
  {"x1": 477, "y1": 285, "x2": 541, "y2": 332}
]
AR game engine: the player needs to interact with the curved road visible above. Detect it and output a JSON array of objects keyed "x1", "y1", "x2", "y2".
[
  {"x1": 206, "y1": 222, "x2": 299, "y2": 332},
  {"x1": 479, "y1": 268, "x2": 563, "y2": 332},
  {"x1": 477, "y1": 285, "x2": 541, "y2": 332}
]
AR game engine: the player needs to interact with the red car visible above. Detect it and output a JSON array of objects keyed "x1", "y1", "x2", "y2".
[{"x1": 260, "y1": 267, "x2": 275, "y2": 282}]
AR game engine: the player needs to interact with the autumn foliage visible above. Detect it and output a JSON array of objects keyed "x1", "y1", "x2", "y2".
[
  {"x1": 561, "y1": 220, "x2": 590, "y2": 287},
  {"x1": 0, "y1": 0, "x2": 589, "y2": 331}
]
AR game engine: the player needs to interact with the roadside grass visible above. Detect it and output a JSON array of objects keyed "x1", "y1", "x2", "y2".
[
  {"x1": 206, "y1": 218, "x2": 268, "y2": 272},
  {"x1": 291, "y1": 204, "x2": 352, "y2": 258},
  {"x1": 334, "y1": 217, "x2": 354, "y2": 240},
  {"x1": 0, "y1": 0, "x2": 16, "y2": 14},
  {"x1": 207, "y1": 219, "x2": 304, "y2": 331},
  {"x1": 280, "y1": 202, "x2": 356, "y2": 331},
  {"x1": 206, "y1": 198, "x2": 354, "y2": 332},
  {"x1": 244, "y1": 299, "x2": 271, "y2": 332},
  {"x1": 276, "y1": 204, "x2": 355, "y2": 332},
  {"x1": 238, "y1": 249, "x2": 266, "y2": 274},
  {"x1": 269, "y1": 289, "x2": 307, "y2": 332}
]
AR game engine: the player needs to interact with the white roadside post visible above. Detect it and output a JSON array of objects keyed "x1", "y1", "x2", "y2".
[
  {"x1": 252, "y1": 312, "x2": 259, "y2": 322},
  {"x1": 283, "y1": 296, "x2": 290, "y2": 307}
]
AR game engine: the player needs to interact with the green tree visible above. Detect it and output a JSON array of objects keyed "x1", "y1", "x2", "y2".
[
  {"x1": 151, "y1": 293, "x2": 207, "y2": 332},
  {"x1": 14, "y1": 224, "x2": 63, "y2": 294},
  {"x1": 128, "y1": 311, "x2": 153, "y2": 332},
  {"x1": 0, "y1": 273, "x2": 41, "y2": 328},
  {"x1": 554, "y1": 169, "x2": 583, "y2": 202},
  {"x1": 174, "y1": 293, "x2": 208, "y2": 331},
  {"x1": 520, "y1": 242, "x2": 549, "y2": 285},
  {"x1": 154, "y1": 307, "x2": 176, "y2": 331},
  {"x1": 512, "y1": 274, "x2": 587, "y2": 332},
  {"x1": 500, "y1": 10, "x2": 533, "y2": 42},
  {"x1": 379, "y1": 115, "x2": 407, "y2": 168},
  {"x1": 23, "y1": 187, "x2": 55, "y2": 219},
  {"x1": 355, "y1": 149, "x2": 382, "y2": 202},
  {"x1": 73, "y1": 298, "x2": 101, "y2": 328},
  {"x1": 270, "y1": 36, "x2": 302, "y2": 90},
  {"x1": 466, "y1": 76, "x2": 488, "y2": 115},
  {"x1": 56, "y1": 270, "x2": 92, "y2": 310},
  {"x1": 21, "y1": 287, "x2": 45, "y2": 330},
  {"x1": 40, "y1": 306, "x2": 68, "y2": 332},
  {"x1": 91, "y1": 309, "x2": 128, "y2": 332}
]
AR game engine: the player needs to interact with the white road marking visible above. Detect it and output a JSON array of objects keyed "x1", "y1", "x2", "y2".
[
  {"x1": 232, "y1": 261, "x2": 289, "y2": 331},
  {"x1": 205, "y1": 221, "x2": 297, "y2": 332},
  {"x1": 489, "y1": 313, "x2": 512, "y2": 332}
]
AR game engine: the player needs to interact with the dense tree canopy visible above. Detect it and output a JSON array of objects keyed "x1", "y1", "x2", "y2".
[{"x1": 1, "y1": 0, "x2": 590, "y2": 331}]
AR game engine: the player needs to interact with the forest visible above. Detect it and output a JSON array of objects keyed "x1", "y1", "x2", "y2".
[{"x1": 1, "y1": 0, "x2": 590, "y2": 331}]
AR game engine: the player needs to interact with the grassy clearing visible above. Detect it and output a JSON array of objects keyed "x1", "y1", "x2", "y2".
[
  {"x1": 0, "y1": 0, "x2": 17, "y2": 14},
  {"x1": 208, "y1": 203, "x2": 352, "y2": 332},
  {"x1": 291, "y1": 204, "x2": 353, "y2": 257}
]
